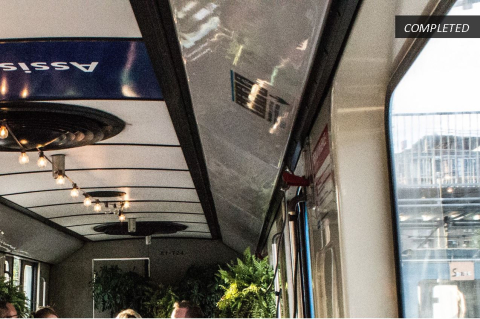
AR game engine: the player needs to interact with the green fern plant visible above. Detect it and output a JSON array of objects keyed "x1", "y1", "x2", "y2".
[
  {"x1": 0, "y1": 277, "x2": 29, "y2": 318},
  {"x1": 91, "y1": 266, "x2": 151, "y2": 317},
  {"x1": 177, "y1": 264, "x2": 225, "y2": 317},
  {"x1": 143, "y1": 284, "x2": 178, "y2": 318},
  {"x1": 217, "y1": 248, "x2": 275, "y2": 318}
]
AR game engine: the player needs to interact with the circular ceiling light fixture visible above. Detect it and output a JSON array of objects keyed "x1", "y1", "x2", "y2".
[
  {"x1": 93, "y1": 221, "x2": 188, "y2": 236},
  {"x1": 0, "y1": 101, "x2": 125, "y2": 152}
]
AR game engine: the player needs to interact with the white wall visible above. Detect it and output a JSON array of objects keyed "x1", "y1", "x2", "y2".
[
  {"x1": 0, "y1": 203, "x2": 83, "y2": 264},
  {"x1": 330, "y1": 0, "x2": 400, "y2": 316},
  {"x1": 330, "y1": 0, "x2": 443, "y2": 316}
]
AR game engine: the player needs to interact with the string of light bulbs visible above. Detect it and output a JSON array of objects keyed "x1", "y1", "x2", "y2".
[{"x1": 0, "y1": 121, "x2": 130, "y2": 221}]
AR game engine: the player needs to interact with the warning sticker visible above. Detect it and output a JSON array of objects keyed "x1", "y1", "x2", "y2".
[
  {"x1": 230, "y1": 70, "x2": 291, "y2": 129},
  {"x1": 312, "y1": 125, "x2": 335, "y2": 213}
]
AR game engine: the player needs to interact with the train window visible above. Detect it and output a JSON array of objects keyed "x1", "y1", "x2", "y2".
[
  {"x1": 4, "y1": 260, "x2": 10, "y2": 282},
  {"x1": 389, "y1": 1, "x2": 480, "y2": 317},
  {"x1": 12, "y1": 258, "x2": 20, "y2": 286},
  {"x1": 3, "y1": 257, "x2": 37, "y2": 310},
  {"x1": 23, "y1": 264, "x2": 33, "y2": 309},
  {"x1": 40, "y1": 277, "x2": 47, "y2": 308}
]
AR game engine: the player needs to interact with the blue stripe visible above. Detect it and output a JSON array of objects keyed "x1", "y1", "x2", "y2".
[{"x1": 304, "y1": 209, "x2": 316, "y2": 317}]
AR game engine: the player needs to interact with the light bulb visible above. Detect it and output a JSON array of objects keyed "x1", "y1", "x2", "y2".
[
  {"x1": 123, "y1": 201, "x2": 130, "y2": 209},
  {"x1": 37, "y1": 152, "x2": 47, "y2": 168},
  {"x1": 119, "y1": 214, "x2": 126, "y2": 222},
  {"x1": 84, "y1": 196, "x2": 92, "y2": 207},
  {"x1": 0, "y1": 125, "x2": 8, "y2": 139},
  {"x1": 70, "y1": 184, "x2": 79, "y2": 198},
  {"x1": 94, "y1": 200, "x2": 102, "y2": 212},
  {"x1": 19, "y1": 152, "x2": 29, "y2": 164},
  {"x1": 56, "y1": 175, "x2": 65, "y2": 185}
]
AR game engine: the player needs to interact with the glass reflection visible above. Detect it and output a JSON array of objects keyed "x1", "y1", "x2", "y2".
[{"x1": 391, "y1": 1, "x2": 480, "y2": 317}]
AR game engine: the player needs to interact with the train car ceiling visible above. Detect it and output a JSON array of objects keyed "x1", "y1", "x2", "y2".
[
  {"x1": 132, "y1": 0, "x2": 336, "y2": 252},
  {"x1": 0, "y1": 0, "x2": 214, "y2": 263},
  {"x1": 0, "y1": 0, "x2": 350, "y2": 261}
]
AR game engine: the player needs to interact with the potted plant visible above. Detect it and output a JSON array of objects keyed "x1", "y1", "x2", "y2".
[
  {"x1": 217, "y1": 248, "x2": 275, "y2": 318},
  {"x1": 91, "y1": 266, "x2": 151, "y2": 317},
  {"x1": 0, "y1": 277, "x2": 29, "y2": 318},
  {"x1": 143, "y1": 284, "x2": 178, "y2": 318},
  {"x1": 177, "y1": 264, "x2": 225, "y2": 317}
]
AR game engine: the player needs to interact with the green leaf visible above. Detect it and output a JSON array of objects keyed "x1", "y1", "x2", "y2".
[{"x1": 216, "y1": 248, "x2": 275, "y2": 318}]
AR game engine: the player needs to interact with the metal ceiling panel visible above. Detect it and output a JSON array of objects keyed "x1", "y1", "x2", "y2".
[
  {"x1": 166, "y1": 0, "x2": 331, "y2": 250},
  {"x1": 213, "y1": 194, "x2": 264, "y2": 252},
  {"x1": 199, "y1": 130, "x2": 278, "y2": 216}
]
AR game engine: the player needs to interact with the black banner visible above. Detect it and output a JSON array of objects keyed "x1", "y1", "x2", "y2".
[{"x1": 395, "y1": 15, "x2": 480, "y2": 38}]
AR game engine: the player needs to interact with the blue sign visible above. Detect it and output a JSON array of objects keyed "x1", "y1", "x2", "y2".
[{"x1": 0, "y1": 41, "x2": 163, "y2": 100}]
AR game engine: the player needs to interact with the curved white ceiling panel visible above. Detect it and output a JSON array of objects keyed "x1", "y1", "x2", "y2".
[
  {"x1": 0, "y1": 170, "x2": 196, "y2": 194},
  {"x1": 0, "y1": 146, "x2": 187, "y2": 175},
  {"x1": 52, "y1": 100, "x2": 181, "y2": 146},
  {"x1": 4, "y1": 187, "x2": 199, "y2": 207},
  {"x1": 0, "y1": 0, "x2": 141, "y2": 39},
  {"x1": 31, "y1": 202, "x2": 203, "y2": 219}
]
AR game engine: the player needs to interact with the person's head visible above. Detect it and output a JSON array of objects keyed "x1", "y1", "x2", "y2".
[
  {"x1": 0, "y1": 300, "x2": 17, "y2": 318},
  {"x1": 33, "y1": 306, "x2": 58, "y2": 318},
  {"x1": 116, "y1": 309, "x2": 142, "y2": 318},
  {"x1": 171, "y1": 301, "x2": 204, "y2": 318}
]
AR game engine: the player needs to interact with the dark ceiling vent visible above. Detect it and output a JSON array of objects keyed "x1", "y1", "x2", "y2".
[
  {"x1": 86, "y1": 191, "x2": 126, "y2": 198},
  {"x1": 0, "y1": 101, "x2": 125, "y2": 151},
  {"x1": 93, "y1": 221, "x2": 188, "y2": 236}
]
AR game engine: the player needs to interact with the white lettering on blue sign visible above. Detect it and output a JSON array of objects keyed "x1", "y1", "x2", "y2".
[{"x1": 0, "y1": 62, "x2": 98, "y2": 73}]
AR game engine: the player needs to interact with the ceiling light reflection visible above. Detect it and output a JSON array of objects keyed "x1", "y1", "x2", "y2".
[
  {"x1": 21, "y1": 87, "x2": 28, "y2": 99},
  {"x1": 422, "y1": 214, "x2": 433, "y2": 221},
  {"x1": 177, "y1": 1, "x2": 198, "y2": 19},
  {"x1": 296, "y1": 39, "x2": 309, "y2": 51},
  {"x1": 193, "y1": 3, "x2": 218, "y2": 21},
  {"x1": 180, "y1": 17, "x2": 220, "y2": 48},
  {"x1": 1, "y1": 78, "x2": 7, "y2": 95},
  {"x1": 121, "y1": 85, "x2": 139, "y2": 98},
  {"x1": 0, "y1": 125, "x2": 8, "y2": 139}
]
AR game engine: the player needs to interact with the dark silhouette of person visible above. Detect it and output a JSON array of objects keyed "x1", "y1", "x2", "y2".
[
  {"x1": 171, "y1": 301, "x2": 204, "y2": 318},
  {"x1": 0, "y1": 301, "x2": 17, "y2": 318},
  {"x1": 33, "y1": 306, "x2": 58, "y2": 318}
]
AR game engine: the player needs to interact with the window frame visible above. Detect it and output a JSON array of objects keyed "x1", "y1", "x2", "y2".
[
  {"x1": 4, "y1": 256, "x2": 13, "y2": 282},
  {"x1": 3, "y1": 255, "x2": 38, "y2": 312},
  {"x1": 20, "y1": 260, "x2": 37, "y2": 311},
  {"x1": 384, "y1": 1, "x2": 457, "y2": 316}
]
